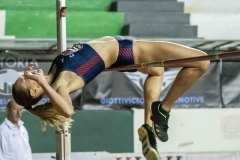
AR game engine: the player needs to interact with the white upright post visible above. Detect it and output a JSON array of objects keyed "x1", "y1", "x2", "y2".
[
  {"x1": 56, "y1": 129, "x2": 64, "y2": 160},
  {"x1": 56, "y1": 0, "x2": 71, "y2": 160},
  {"x1": 56, "y1": 0, "x2": 67, "y2": 52},
  {"x1": 56, "y1": 125, "x2": 71, "y2": 160}
]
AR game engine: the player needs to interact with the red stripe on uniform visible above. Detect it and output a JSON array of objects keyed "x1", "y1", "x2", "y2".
[
  {"x1": 119, "y1": 48, "x2": 132, "y2": 58},
  {"x1": 76, "y1": 56, "x2": 101, "y2": 75}
]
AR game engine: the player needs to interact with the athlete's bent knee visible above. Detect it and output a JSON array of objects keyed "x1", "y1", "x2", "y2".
[
  {"x1": 195, "y1": 51, "x2": 210, "y2": 73},
  {"x1": 199, "y1": 60, "x2": 210, "y2": 73}
]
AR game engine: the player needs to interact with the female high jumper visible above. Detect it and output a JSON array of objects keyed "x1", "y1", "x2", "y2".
[{"x1": 12, "y1": 36, "x2": 210, "y2": 160}]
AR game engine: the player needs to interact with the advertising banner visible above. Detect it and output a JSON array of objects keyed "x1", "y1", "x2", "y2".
[{"x1": 83, "y1": 63, "x2": 222, "y2": 109}]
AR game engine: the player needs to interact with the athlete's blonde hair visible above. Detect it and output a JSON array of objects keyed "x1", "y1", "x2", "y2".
[{"x1": 29, "y1": 103, "x2": 73, "y2": 129}]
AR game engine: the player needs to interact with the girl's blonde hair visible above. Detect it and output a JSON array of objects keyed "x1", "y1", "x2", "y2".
[{"x1": 29, "y1": 103, "x2": 73, "y2": 130}]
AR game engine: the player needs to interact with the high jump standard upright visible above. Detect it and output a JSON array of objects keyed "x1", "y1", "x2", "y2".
[{"x1": 55, "y1": 0, "x2": 71, "y2": 160}]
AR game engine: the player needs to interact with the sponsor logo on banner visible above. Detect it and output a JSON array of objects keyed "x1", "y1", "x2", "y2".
[
  {"x1": 100, "y1": 97, "x2": 144, "y2": 105},
  {"x1": 99, "y1": 69, "x2": 205, "y2": 106},
  {"x1": 0, "y1": 53, "x2": 39, "y2": 108},
  {"x1": 0, "y1": 68, "x2": 22, "y2": 108},
  {"x1": 0, "y1": 69, "x2": 20, "y2": 96}
]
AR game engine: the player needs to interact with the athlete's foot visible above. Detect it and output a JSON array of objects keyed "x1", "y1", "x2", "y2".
[
  {"x1": 151, "y1": 101, "x2": 170, "y2": 142},
  {"x1": 138, "y1": 124, "x2": 160, "y2": 160}
]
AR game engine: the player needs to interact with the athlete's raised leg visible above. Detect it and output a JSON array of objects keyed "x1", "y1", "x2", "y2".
[{"x1": 135, "y1": 40, "x2": 210, "y2": 142}]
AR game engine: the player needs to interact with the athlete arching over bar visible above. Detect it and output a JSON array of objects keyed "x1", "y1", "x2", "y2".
[{"x1": 12, "y1": 36, "x2": 210, "y2": 160}]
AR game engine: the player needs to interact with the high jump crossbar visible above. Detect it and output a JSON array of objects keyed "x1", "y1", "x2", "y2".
[
  {"x1": 56, "y1": 0, "x2": 71, "y2": 160},
  {"x1": 105, "y1": 50, "x2": 240, "y2": 71}
]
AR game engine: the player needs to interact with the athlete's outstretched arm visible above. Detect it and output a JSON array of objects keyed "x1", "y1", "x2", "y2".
[{"x1": 25, "y1": 66, "x2": 74, "y2": 118}]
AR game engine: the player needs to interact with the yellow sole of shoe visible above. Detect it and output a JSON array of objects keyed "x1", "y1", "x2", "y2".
[{"x1": 138, "y1": 126, "x2": 160, "y2": 160}]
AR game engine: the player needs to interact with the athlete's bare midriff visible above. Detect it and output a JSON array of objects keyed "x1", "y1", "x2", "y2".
[{"x1": 87, "y1": 36, "x2": 119, "y2": 68}]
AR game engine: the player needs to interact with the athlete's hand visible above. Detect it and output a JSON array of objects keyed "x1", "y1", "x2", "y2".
[
  {"x1": 24, "y1": 64, "x2": 34, "y2": 75},
  {"x1": 24, "y1": 64, "x2": 46, "y2": 85}
]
